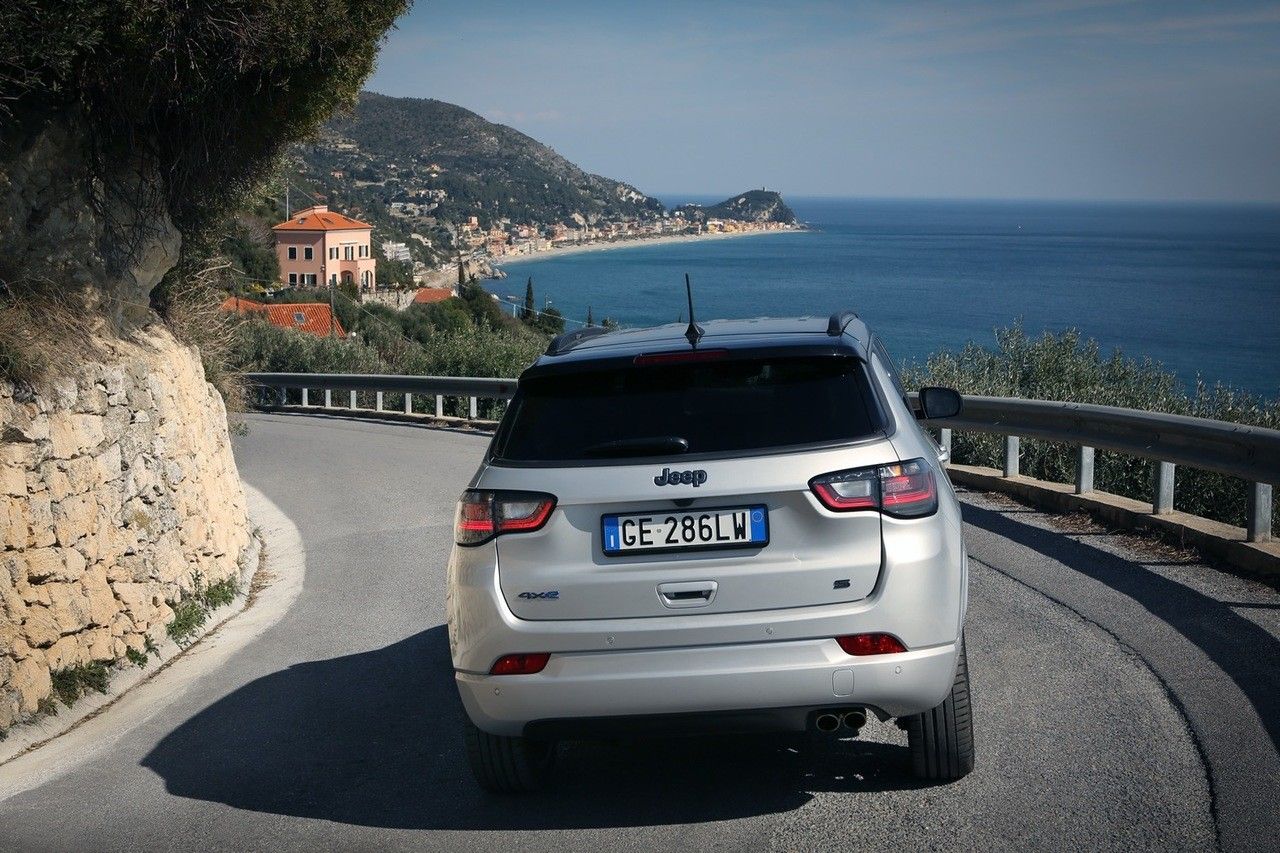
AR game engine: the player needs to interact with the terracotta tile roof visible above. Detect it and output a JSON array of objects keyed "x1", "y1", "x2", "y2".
[
  {"x1": 220, "y1": 296, "x2": 264, "y2": 312},
  {"x1": 273, "y1": 205, "x2": 372, "y2": 232},
  {"x1": 411, "y1": 287, "x2": 456, "y2": 305},
  {"x1": 220, "y1": 297, "x2": 345, "y2": 338}
]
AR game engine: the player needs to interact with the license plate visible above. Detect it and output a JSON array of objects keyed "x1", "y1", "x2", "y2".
[{"x1": 601, "y1": 505, "x2": 769, "y2": 556}]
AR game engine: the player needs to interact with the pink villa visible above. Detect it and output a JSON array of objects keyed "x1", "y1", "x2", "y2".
[{"x1": 273, "y1": 205, "x2": 376, "y2": 291}]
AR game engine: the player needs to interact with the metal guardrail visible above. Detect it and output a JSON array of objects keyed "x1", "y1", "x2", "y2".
[
  {"x1": 912, "y1": 394, "x2": 1279, "y2": 544},
  {"x1": 244, "y1": 372, "x2": 514, "y2": 421},
  {"x1": 244, "y1": 373, "x2": 1278, "y2": 543}
]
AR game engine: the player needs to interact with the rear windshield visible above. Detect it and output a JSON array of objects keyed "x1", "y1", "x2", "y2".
[{"x1": 491, "y1": 355, "x2": 886, "y2": 463}]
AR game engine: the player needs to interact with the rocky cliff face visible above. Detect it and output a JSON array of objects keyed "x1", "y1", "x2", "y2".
[
  {"x1": 0, "y1": 114, "x2": 180, "y2": 327},
  {"x1": 0, "y1": 328, "x2": 252, "y2": 730}
]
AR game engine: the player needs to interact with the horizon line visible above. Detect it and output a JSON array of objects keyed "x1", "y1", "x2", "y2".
[{"x1": 652, "y1": 192, "x2": 1280, "y2": 208}]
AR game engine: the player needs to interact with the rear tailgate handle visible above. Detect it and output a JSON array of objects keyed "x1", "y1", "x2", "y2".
[{"x1": 657, "y1": 580, "x2": 718, "y2": 609}]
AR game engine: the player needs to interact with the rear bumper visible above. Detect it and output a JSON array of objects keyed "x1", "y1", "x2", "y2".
[{"x1": 457, "y1": 638, "x2": 958, "y2": 737}]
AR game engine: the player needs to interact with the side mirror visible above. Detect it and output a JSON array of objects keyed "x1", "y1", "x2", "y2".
[{"x1": 919, "y1": 386, "x2": 963, "y2": 420}]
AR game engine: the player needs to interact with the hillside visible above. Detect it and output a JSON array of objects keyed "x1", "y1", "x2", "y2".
[
  {"x1": 263, "y1": 92, "x2": 799, "y2": 278},
  {"x1": 677, "y1": 190, "x2": 797, "y2": 224},
  {"x1": 301, "y1": 92, "x2": 664, "y2": 227}
]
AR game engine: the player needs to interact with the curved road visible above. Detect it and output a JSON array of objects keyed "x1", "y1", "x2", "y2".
[{"x1": 2, "y1": 414, "x2": 1278, "y2": 851}]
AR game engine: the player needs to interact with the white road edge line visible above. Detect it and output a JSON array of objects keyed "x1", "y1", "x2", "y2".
[{"x1": 0, "y1": 484, "x2": 306, "y2": 800}]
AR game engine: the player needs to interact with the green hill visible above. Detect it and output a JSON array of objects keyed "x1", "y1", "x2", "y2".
[
  {"x1": 678, "y1": 190, "x2": 797, "y2": 224},
  {"x1": 302, "y1": 92, "x2": 665, "y2": 228},
  {"x1": 244, "y1": 92, "x2": 799, "y2": 278}
]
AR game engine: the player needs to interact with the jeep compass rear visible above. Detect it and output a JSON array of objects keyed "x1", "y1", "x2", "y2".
[{"x1": 447, "y1": 313, "x2": 972, "y2": 792}]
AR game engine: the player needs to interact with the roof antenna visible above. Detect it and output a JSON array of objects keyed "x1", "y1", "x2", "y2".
[{"x1": 684, "y1": 273, "x2": 704, "y2": 347}]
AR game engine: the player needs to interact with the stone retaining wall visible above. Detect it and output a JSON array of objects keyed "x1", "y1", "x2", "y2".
[{"x1": 0, "y1": 327, "x2": 253, "y2": 731}]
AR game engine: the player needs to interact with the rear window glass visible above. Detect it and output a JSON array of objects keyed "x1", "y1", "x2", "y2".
[{"x1": 491, "y1": 355, "x2": 885, "y2": 462}]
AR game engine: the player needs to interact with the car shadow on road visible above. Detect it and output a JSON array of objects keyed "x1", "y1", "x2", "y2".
[
  {"x1": 140, "y1": 625, "x2": 928, "y2": 830},
  {"x1": 962, "y1": 502, "x2": 1280, "y2": 756}
]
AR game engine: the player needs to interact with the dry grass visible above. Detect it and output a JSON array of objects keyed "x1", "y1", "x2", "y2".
[
  {"x1": 1028, "y1": 499, "x2": 1204, "y2": 565},
  {"x1": 970, "y1": 488, "x2": 1206, "y2": 567},
  {"x1": 1048, "y1": 511, "x2": 1108, "y2": 535},
  {"x1": 157, "y1": 259, "x2": 249, "y2": 423},
  {"x1": 1112, "y1": 529, "x2": 1202, "y2": 565},
  {"x1": 2, "y1": 268, "x2": 248, "y2": 440},
  {"x1": 0, "y1": 282, "x2": 103, "y2": 389}
]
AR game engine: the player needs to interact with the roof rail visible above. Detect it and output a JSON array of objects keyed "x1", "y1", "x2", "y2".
[
  {"x1": 826, "y1": 310, "x2": 859, "y2": 337},
  {"x1": 545, "y1": 325, "x2": 613, "y2": 356}
]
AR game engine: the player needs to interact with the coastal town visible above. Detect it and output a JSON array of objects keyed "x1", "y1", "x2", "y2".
[
  {"x1": 223, "y1": 198, "x2": 800, "y2": 337},
  {"x1": 267, "y1": 97, "x2": 800, "y2": 279},
  {"x1": 211, "y1": 92, "x2": 804, "y2": 337}
]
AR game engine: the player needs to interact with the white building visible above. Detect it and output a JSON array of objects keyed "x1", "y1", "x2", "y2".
[{"x1": 381, "y1": 240, "x2": 412, "y2": 263}]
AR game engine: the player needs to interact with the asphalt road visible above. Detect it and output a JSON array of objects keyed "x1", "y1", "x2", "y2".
[{"x1": 2, "y1": 413, "x2": 1277, "y2": 852}]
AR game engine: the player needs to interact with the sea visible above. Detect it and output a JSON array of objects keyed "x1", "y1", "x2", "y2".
[{"x1": 485, "y1": 198, "x2": 1280, "y2": 396}]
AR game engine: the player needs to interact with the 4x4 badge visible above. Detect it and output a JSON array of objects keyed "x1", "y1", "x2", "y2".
[{"x1": 654, "y1": 467, "x2": 708, "y2": 487}]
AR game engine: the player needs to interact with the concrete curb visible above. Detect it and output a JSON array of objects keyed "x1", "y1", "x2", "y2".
[
  {"x1": 947, "y1": 463, "x2": 1280, "y2": 578},
  {"x1": 0, "y1": 484, "x2": 306, "y2": 797}
]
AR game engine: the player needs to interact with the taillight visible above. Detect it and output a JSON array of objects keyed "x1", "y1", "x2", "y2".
[
  {"x1": 454, "y1": 490, "x2": 556, "y2": 546},
  {"x1": 810, "y1": 458, "x2": 937, "y2": 518},
  {"x1": 836, "y1": 633, "x2": 908, "y2": 655},
  {"x1": 489, "y1": 652, "x2": 551, "y2": 675},
  {"x1": 810, "y1": 467, "x2": 879, "y2": 510}
]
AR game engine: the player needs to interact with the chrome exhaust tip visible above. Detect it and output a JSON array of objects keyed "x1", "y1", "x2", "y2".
[
  {"x1": 814, "y1": 713, "x2": 842, "y2": 733},
  {"x1": 841, "y1": 709, "x2": 867, "y2": 731}
]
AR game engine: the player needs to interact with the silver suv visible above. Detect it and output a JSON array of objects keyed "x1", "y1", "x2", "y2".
[{"x1": 447, "y1": 313, "x2": 973, "y2": 792}]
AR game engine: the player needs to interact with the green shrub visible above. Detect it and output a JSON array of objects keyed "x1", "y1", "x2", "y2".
[
  {"x1": 2, "y1": 0, "x2": 408, "y2": 386},
  {"x1": 903, "y1": 324, "x2": 1280, "y2": 530},
  {"x1": 50, "y1": 663, "x2": 110, "y2": 707},
  {"x1": 166, "y1": 596, "x2": 209, "y2": 647},
  {"x1": 204, "y1": 577, "x2": 238, "y2": 609},
  {"x1": 228, "y1": 300, "x2": 548, "y2": 419},
  {"x1": 166, "y1": 572, "x2": 242, "y2": 647},
  {"x1": 3, "y1": 0, "x2": 410, "y2": 248}
]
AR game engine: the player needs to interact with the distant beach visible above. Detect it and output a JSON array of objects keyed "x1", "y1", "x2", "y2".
[{"x1": 490, "y1": 227, "x2": 805, "y2": 268}]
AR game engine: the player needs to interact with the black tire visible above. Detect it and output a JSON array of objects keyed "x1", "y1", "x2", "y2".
[
  {"x1": 464, "y1": 719, "x2": 556, "y2": 793},
  {"x1": 905, "y1": 639, "x2": 975, "y2": 781}
]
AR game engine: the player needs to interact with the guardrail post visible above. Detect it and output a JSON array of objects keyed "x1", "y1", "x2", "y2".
[
  {"x1": 376, "y1": 391, "x2": 384, "y2": 412},
  {"x1": 435, "y1": 394, "x2": 443, "y2": 418},
  {"x1": 1002, "y1": 435, "x2": 1019, "y2": 477},
  {"x1": 1076, "y1": 446, "x2": 1094, "y2": 494},
  {"x1": 1247, "y1": 483, "x2": 1272, "y2": 542},
  {"x1": 324, "y1": 389, "x2": 332, "y2": 409},
  {"x1": 469, "y1": 396, "x2": 478, "y2": 419},
  {"x1": 349, "y1": 390, "x2": 357, "y2": 410},
  {"x1": 404, "y1": 393, "x2": 413, "y2": 415},
  {"x1": 277, "y1": 387, "x2": 286, "y2": 407},
  {"x1": 1153, "y1": 462, "x2": 1175, "y2": 514},
  {"x1": 939, "y1": 428, "x2": 952, "y2": 464},
  {"x1": 301, "y1": 388, "x2": 309, "y2": 407}
]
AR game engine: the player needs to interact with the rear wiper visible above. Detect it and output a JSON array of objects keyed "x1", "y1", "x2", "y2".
[{"x1": 583, "y1": 436, "x2": 690, "y2": 458}]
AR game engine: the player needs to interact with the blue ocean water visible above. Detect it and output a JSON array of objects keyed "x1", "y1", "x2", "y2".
[{"x1": 486, "y1": 198, "x2": 1280, "y2": 396}]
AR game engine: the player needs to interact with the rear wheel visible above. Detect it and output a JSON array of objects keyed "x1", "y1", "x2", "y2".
[
  {"x1": 464, "y1": 719, "x2": 556, "y2": 793},
  {"x1": 904, "y1": 639, "x2": 975, "y2": 781}
]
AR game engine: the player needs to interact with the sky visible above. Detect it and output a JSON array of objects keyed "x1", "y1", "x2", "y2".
[{"x1": 367, "y1": 0, "x2": 1280, "y2": 203}]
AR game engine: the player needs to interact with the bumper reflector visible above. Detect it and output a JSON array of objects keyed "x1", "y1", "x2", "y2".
[
  {"x1": 836, "y1": 633, "x2": 908, "y2": 656},
  {"x1": 489, "y1": 652, "x2": 551, "y2": 675}
]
